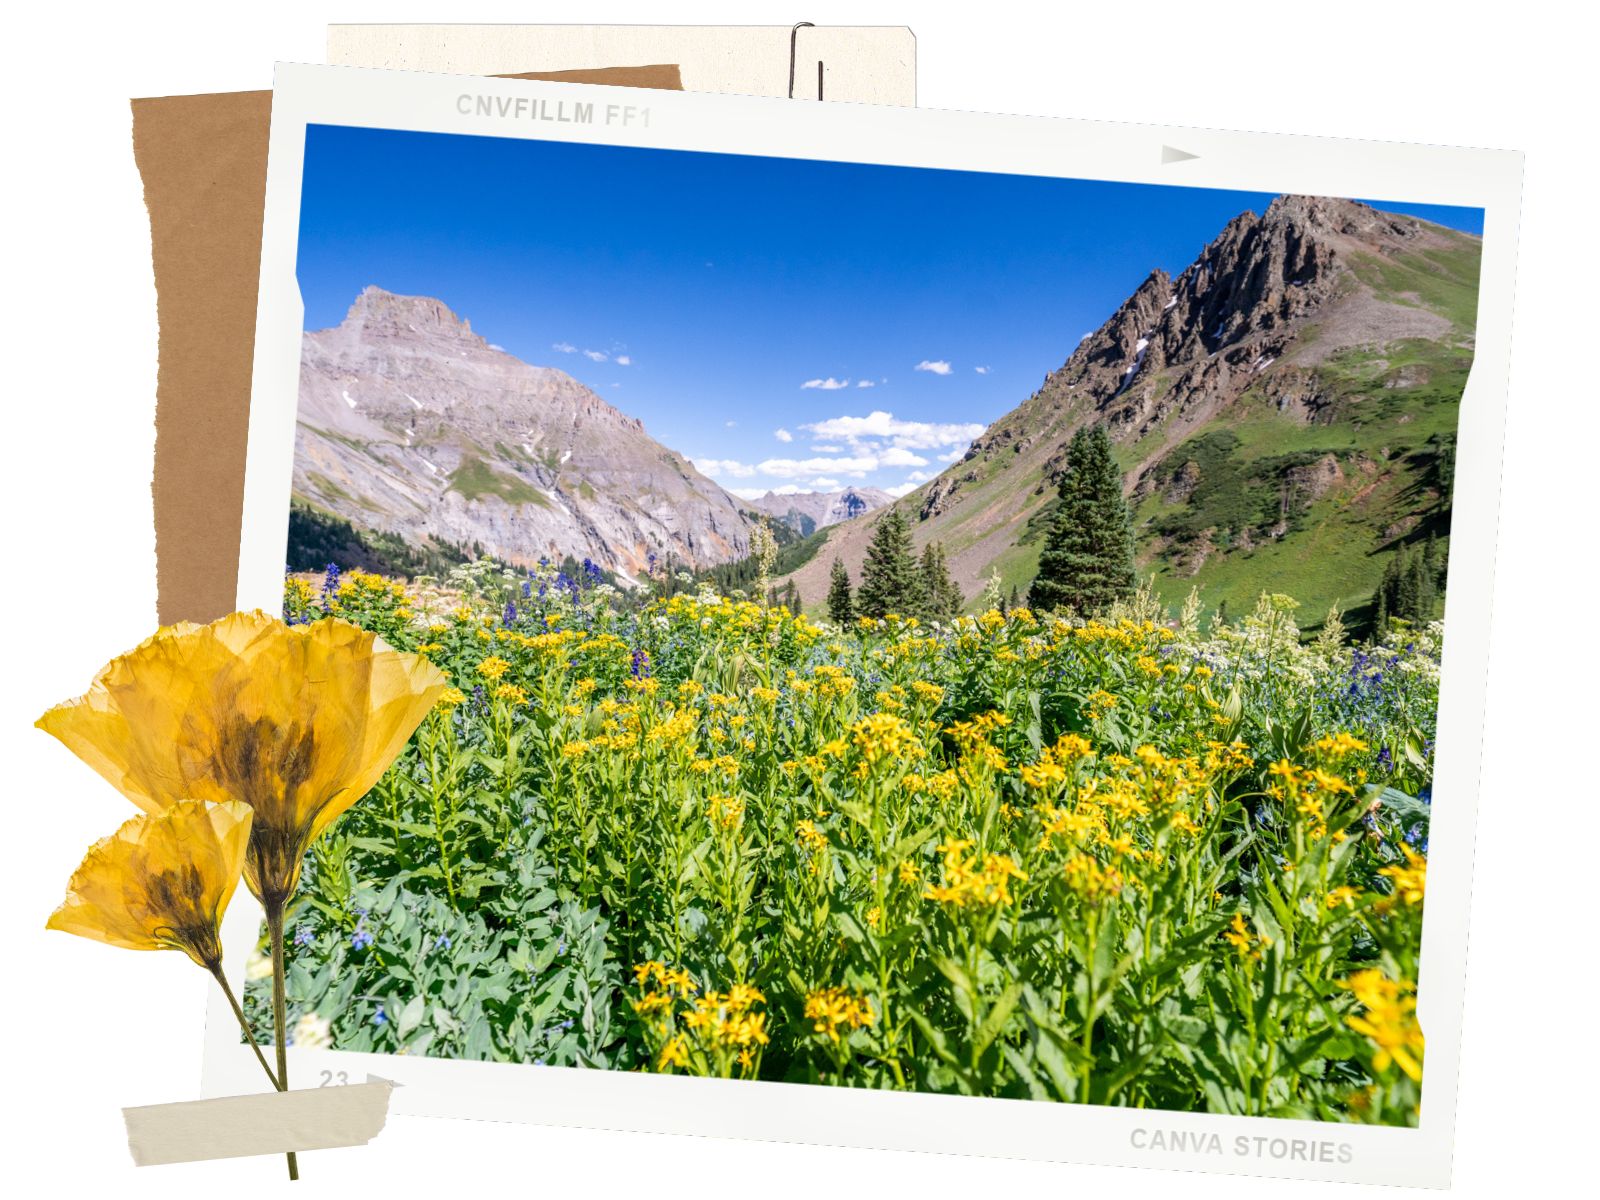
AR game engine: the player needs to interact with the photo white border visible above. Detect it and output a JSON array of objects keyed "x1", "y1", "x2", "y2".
[{"x1": 216, "y1": 61, "x2": 1522, "y2": 1188}]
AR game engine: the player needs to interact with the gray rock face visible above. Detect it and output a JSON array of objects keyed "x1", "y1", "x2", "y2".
[
  {"x1": 931, "y1": 195, "x2": 1466, "y2": 509},
  {"x1": 293, "y1": 287, "x2": 751, "y2": 581},
  {"x1": 747, "y1": 486, "x2": 892, "y2": 535}
]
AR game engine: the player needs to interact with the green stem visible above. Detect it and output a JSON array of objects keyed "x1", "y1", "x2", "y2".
[
  {"x1": 1081, "y1": 916, "x2": 1098, "y2": 1103},
  {"x1": 266, "y1": 904, "x2": 301, "y2": 1182},
  {"x1": 209, "y1": 964, "x2": 281, "y2": 1090}
]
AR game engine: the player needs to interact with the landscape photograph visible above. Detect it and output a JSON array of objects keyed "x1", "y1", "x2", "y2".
[{"x1": 254, "y1": 124, "x2": 1478, "y2": 1124}]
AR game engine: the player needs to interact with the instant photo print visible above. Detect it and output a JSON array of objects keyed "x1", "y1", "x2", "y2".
[{"x1": 214, "y1": 63, "x2": 1521, "y2": 1188}]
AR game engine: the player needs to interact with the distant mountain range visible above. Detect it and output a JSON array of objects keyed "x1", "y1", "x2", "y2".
[
  {"x1": 294, "y1": 194, "x2": 1477, "y2": 619},
  {"x1": 745, "y1": 487, "x2": 893, "y2": 537},
  {"x1": 778, "y1": 195, "x2": 1478, "y2": 620}
]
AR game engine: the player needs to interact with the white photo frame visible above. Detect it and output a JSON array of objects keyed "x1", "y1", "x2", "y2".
[{"x1": 214, "y1": 61, "x2": 1521, "y2": 1188}]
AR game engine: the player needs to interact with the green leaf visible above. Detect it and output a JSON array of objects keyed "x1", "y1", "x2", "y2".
[
  {"x1": 397, "y1": 995, "x2": 426, "y2": 1038},
  {"x1": 971, "y1": 980, "x2": 1024, "y2": 1060}
]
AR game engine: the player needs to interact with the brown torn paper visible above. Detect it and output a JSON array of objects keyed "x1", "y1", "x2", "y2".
[
  {"x1": 124, "y1": 1077, "x2": 398, "y2": 1166},
  {"x1": 134, "y1": 65, "x2": 683, "y2": 627}
]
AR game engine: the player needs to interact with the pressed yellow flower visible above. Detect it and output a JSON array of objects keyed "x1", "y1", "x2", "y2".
[
  {"x1": 47, "y1": 799, "x2": 252, "y2": 970},
  {"x1": 37, "y1": 612, "x2": 448, "y2": 909}
]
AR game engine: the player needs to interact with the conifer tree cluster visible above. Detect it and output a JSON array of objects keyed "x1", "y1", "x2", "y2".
[
  {"x1": 1371, "y1": 536, "x2": 1446, "y2": 629},
  {"x1": 765, "y1": 579, "x2": 803, "y2": 615},
  {"x1": 918, "y1": 542, "x2": 963, "y2": 623},
  {"x1": 848, "y1": 508, "x2": 965, "y2": 623},
  {"x1": 1029, "y1": 424, "x2": 1137, "y2": 616}
]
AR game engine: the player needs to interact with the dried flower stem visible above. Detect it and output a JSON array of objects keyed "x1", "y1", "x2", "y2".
[
  {"x1": 266, "y1": 904, "x2": 300, "y2": 1182},
  {"x1": 208, "y1": 964, "x2": 281, "y2": 1090}
]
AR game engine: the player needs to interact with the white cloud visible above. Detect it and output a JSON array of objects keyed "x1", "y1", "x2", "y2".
[
  {"x1": 915, "y1": 360, "x2": 953, "y2": 376},
  {"x1": 583, "y1": 349, "x2": 609, "y2": 362},
  {"x1": 552, "y1": 341, "x2": 577, "y2": 354},
  {"x1": 728, "y1": 486, "x2": 770, "y2": 500},
  {"x1": 808, "y1": 477, "x2": 841, "y2": 489},
  {"x1": 802, "y1": 377, "x2": 850, "y2": 390},
  {"x1": 694, "y1": 457, "x2": 758, "y2": 478},
  {"x1": 757, "y1": 455, "x2": 877, "y2": 479},
  {"x1": 906, "y1": 470, "x2": 932, "y2": 483},
  {"x1": 885, "y1": 480, "x2": 922, "y2": 498},
  {"x1": 774, "y1": 428, "x2": 794, "y2": 443},
  {"x1": 938, "y1": 447, "x2": 969, "y2": 463},
  {"x1": 811, "y1": 443, "x2": 843, "y2": 453},
  {"x1": 615, "y1": 355, "x2": 632, "y2": 366},
  {"x1": 878, "y1": 447, "x2": 929, "y2": 468},
  {"x1": 856, "y1": 379, "x2": 876, "y2": 388},
  {"x1": 725, "y1": 420, "x2": 737, "y2": 428},
  {"x1": 974, "y1": 365, "x2": 991, "y2": 375},
  {"x1": 802, "y1": 410, "x2": 986, "y2": 452}
]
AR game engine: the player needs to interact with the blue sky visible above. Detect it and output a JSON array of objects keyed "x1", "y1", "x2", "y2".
[{"x1": 297, "y1": 125, "x2": 1482, "y2": 500}]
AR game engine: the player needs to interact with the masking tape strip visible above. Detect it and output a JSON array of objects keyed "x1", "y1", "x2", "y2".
[{"x1": 123, "y1": 1077, "x2": 397, "y2": 1166}]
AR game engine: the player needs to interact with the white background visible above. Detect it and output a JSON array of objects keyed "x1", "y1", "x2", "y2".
[{"x1": 0, "y1": 2, "x2": 1589, "y2": 1196}]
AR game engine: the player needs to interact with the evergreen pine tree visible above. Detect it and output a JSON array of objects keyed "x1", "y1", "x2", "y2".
[
  {"x1": 784, "y1": 579, "x2": 802, "y2": 616},
  {"x1": 1028, "y1": 424, "x2": 1137, "y2": 615},
  {"x1": 857, "y1": 508, "x2": 920, "y2": 618},
  {"x1": 826, "y1": 558, "x2": 855, "y2": 625},
  {"x1": 1372, "y1": 558, "x2": 1394, "y2": 632},
  {"x1": 1394, "y1": 546, "x2": 1422, "y2": 621},
  {"x1": 918, "y1": 542, "x2": 963, "y2": 623}
]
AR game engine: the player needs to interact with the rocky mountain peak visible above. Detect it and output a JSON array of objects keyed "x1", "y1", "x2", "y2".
[
  {"x1": 339, "y1": 286, "x2": 490, "y2": 350},
  {"x1": 920, "y1": 194, "x2": 1476, "y2": 519},
  {"x1": 294, "y1": 289, "x2": 751, "y2": 578},
  {"x1": 748, "y1": 485, "x2": 893, "y2": 535}
]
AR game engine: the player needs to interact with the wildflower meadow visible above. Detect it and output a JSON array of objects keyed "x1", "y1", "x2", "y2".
[{"x1": 252, "y1": 560, "x2": 1438, "y2": 1125}]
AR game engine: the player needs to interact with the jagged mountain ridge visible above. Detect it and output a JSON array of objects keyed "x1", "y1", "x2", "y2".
[
  {"x1": 293, "y1": 287, "x2": 751, "y2": 580},
  {"x1": 779, "y1": 195, "x2": 1480, "y2": 619},
  {"x1": 747, "y1": 487, "x2": 893, "y2": 537}
]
